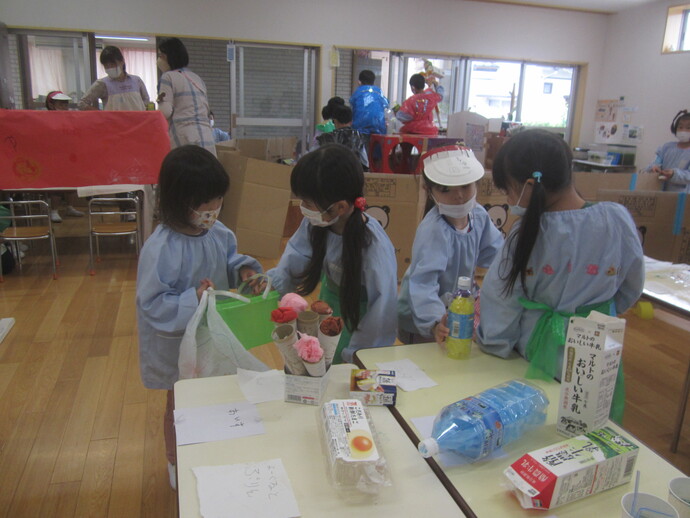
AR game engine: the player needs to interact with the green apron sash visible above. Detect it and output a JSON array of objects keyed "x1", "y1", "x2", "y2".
[
  {"x1": 319, "y1": 275, "x2": 368, "y2": 364},
  {"x1": 518, "y1": 297, "x2": 625, "y2": 424}
]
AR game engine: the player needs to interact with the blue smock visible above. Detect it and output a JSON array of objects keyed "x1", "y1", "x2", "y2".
[
  {"x1": 477, "y1": 202, "x2": 644, "y2": 361},
  {"x1": 136, "y1": 222, "x2": 261, "y2": 389},
  {"x1": 397, "y1": 204, "x2": 503, "y2": 340},
  {"x1": 267, "y1": 216, "x2": 398, "y2": 362},
  {"x1": 350, "y1": 85, "x2": 389, "y2": 135},
  {"x1": 648, "y1": 141, "x2": 690, "y2": 192}
]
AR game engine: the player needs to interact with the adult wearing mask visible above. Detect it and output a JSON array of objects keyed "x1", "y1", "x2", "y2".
[
  {"x1": 79, "y1": 46, "x2": 149, "y2": 111},
  {"x1": 156, "y1": 37, "x2": 216, "y2": 156}
]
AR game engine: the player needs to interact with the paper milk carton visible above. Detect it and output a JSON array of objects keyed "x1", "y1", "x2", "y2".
[
  {"x1": 557, "y1": 311, "x2": 625, "y2": 438},
  {"x1": 349, "y1": 369, "x2": 397, "y2": 406},
  {"x1": 504, "y1": 427, "x2": 639, "y2": 510}
]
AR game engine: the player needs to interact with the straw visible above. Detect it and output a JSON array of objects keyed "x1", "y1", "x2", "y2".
[
  {"x1": 631, "y1": 470, "x2": 640, "y2": 517},
  {"x1": 635, "y1": 509, "x2": 676, "y2": 518}
]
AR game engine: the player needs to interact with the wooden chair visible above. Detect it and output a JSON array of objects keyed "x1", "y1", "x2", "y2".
[
  {"x1": 0, "y1": 199, "x2": 58, "y2": 281},
  {"x1": 88, "y1": 196, "x2": 141, "y2": 275}
]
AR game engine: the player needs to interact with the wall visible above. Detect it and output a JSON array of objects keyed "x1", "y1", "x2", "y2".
[
  {"x1": 2, "y1": 0, "x2": 610, "y2": 143},
  {"x1": 598, "y1": 0, "x2": 690, "y2": 168}
]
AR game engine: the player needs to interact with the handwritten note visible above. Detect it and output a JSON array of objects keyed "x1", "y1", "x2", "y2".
[
  {"x1": 193, "y1": 459, "x2": 301, "y2": 518},
  {"x1": 174, "y1": 402, "x2": 264, "y2": 446},
  {"x1": 375, "y1": 358, "x2": 437, "y2": 391}
]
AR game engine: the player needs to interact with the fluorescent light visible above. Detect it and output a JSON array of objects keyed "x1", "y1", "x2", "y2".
[{"x1": 95, "y1": 35, "x2": 150, "y2": 42}]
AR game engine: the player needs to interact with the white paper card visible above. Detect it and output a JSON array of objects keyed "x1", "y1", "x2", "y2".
[
  {"x1": 174, "y1": 402, "x2": 264, "y2": 446},
  {"x1": 375, "y1": 358, "x2": 437, "y2": 391},
  {"x1": 193, "y1": 459, "x2": 300, "y2": 518},
  {"x1": 237, "y1": 368, "x2": 285, "y2": 404}
]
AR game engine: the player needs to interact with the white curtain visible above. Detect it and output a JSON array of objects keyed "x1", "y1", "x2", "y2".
[
  {"x1": 29, "y1": 42, "x2": 67, "y2": 100},
  {"x1": 97, "y1": 47, "x2": 157, "y2": 103}
]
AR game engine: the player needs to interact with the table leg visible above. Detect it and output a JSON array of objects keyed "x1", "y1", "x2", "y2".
[{"x1": 671, "y1": 356, "x2": 690, "y2": 453}]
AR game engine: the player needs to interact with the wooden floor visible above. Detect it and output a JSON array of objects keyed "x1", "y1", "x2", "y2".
[{"x1": 0, "y1": 215, "x2": 689, "y2": 517}]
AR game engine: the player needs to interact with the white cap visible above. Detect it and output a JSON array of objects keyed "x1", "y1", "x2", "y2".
[
  {"x1": 457, "y1": 276, "x2": 471, "y2": 290},
  {"x1": 47, "y1": 91, "x2": 71, "y2": 101},
  {"x1": 418, "y1": 437, "x2": 439, "y2": 458},
  {"x1": 422, "y1": 145, "x2": 485, "y2": 186}
]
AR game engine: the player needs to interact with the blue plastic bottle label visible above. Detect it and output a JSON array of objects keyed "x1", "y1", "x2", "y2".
[
  {"x1": 452, "y1": 396, "x2": 505, "y2": 458},
  {"x1": 448, "y1": 313, "x2": 473, "y2": 340}
]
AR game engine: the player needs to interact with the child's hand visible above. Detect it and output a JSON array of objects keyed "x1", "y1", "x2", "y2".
[
  {"x1": 433, "y1": 314, "x2": 449, "y2": 345},
  {"x1": 197, "y1": 278, "x2": 214, "y2": 300},
  {"x1": 239, "y1": 267, "x2": 264, "y2": 295},
  {"x1": 658, "y1": 168, "x2": 674, "y2": 180}
]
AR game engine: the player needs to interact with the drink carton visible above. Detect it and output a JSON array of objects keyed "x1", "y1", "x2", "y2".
[
  {"x1": 349, "y1": 369, "x2": 396, "y2": 406},
  {"x1": 557, "y1": 311, "x2": 625, "y2": 437},
  {"x1": 504, "y1": 427, "x2": 639, "y2": 510}
]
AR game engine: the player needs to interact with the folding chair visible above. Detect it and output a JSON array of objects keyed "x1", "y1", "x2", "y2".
[
  {"x1": 88, "y1": 196, "x2": 141, "y2": 275},
  {"x1": 0, "y1": 199, "x2": 58, "y2": 281}
]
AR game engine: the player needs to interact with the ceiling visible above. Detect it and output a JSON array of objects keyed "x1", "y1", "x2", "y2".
[{"x1": 473, "y1": 0, "x2": 661, "y2": 14}]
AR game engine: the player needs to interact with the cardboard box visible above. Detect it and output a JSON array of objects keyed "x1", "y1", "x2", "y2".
[
  {"x1": 216, "y1": 148, "x2": 293, "y2": 258},
  {"x1": 284, "y1": 369, "x2": 330, "y2": 406},
  {"x1": 349, "y1": 369, "x2": 396, "y2": 406},
  {"x1": 236, "y1": 137, "x2": 297, "y2": 162},
  {"x1": 504, "y1": 427, "x2": 639, "y2": 510},
  {"x1": 557, "y1": 312, "x2": 625, "y2": 437},
  {"x1": 596, "y1": 189, "x2": 690, "y2": 262},
  {"x1": 363, "y1": 173, "x2": 427, "y2": 279}
]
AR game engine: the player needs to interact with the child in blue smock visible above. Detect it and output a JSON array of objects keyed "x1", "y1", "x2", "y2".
[
  {"x1": 267, "y1": 144, "x2": 398, "y2": 363},
  {"x1": 646, "y1": 109, "x2": 690, "y2": 192},
  {"x1": 397, "y1": 146, "x2": 503, "y2": 344},
  {"x1": 136, "y1": 145, "x2": 262, "y2": 488},
  {"x1": 477, "y1": 129, "x2": 644, "y2": 422}
]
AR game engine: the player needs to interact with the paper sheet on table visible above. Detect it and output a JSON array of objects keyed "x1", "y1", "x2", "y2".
[
  {"x1": 375, "y1": 358, "x2": 437, "y2": 391},
  {"x1": 237, "y1": 368, "x2": 285, "y2": 404},
  {"x1": 193, "y1": 459, "x2": 300, "y2": 518},
  {"x1": 174, "y1": 401, "x2": 264, "y2": 446},
  {"x1": 411, "y1": 415, "x2": 507, "y2": 468}
]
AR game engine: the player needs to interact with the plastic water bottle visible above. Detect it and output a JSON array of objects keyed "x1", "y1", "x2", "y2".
[
  {"x1": 418, "y1": 379, "x2": 549, "y2": 462},
  {"x1": 446, "y1": 276, "x2": 474, "y2": 359}
]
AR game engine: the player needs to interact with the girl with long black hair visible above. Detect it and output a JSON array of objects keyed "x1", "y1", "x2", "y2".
[{"x1": 267, "y1": 144, "x2": 397, "y2": 363}]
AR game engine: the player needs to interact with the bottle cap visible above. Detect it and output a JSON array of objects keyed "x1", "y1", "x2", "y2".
[
  {"x1": 418, "y1": 438, "x2": 439, "y2": 458},
  {"x1": 457, "y1": 276, "x2": 471, "y2": 290}
]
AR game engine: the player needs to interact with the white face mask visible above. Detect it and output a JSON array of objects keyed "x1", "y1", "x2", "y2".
[
  {"x1": 105, "y1": 65, "x2": 122, "y2": 79},
  {"x1": 508, "y1": 182, "x2": 529, "y2": 217},
  {"x1": 157, "y1": 57, "x2": 171, "y2": 72},
  {"x1": 433, "y1": 195, "x2": 476, "y2": 219},
  {"x1": 300, "y1": 203, "x2": 340, "y2": 228},
  {"x1": 210, "y1": 119, "x2": 215, "y2": 127},
  {"x1": 191, "y1": 206, "x2": 221, "y2": 230},
  {"x1": 676, "y1": 131, "x2": 690, "y2": 143}
]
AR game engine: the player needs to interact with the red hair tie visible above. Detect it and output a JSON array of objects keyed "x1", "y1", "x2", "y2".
[{"x1": 354, "y1": 197, "x2": 367, "y2": 211}]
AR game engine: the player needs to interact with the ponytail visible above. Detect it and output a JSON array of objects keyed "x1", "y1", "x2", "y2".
[{"x1": 339, "y1": 202, "x2": 371, "y2": 332}]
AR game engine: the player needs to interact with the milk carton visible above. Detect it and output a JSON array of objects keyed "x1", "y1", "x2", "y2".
[
  {"x1": 557, "y1": 311, "x2": 625, "y2": 437},
  {"x1": 504, "y1": 427, "x2": 639, "y2": 510},
  {"x1": 349, "y1": 369, "x2": 397, "y2": 406}
]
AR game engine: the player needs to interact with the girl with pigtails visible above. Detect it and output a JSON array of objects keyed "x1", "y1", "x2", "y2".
[
  {"x1": 267, "y1": 144, "x2": 398, "y2": 363},
  {"x1": 477, "y1": 129, "x2": 644, "y2": 422}
]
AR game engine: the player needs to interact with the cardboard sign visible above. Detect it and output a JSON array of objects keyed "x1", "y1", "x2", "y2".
[
  {"x1": 557, "y1": 311, "x2": 625, "y2": 437},
  {"x1": 0, "y1": 110, "x2": 169, "y2": 188},
  {"x1": 216, "y1": 148, "x2": 292, "y2": 259},
  {"x1": 363, "y1": 173, "x2": 426, "y2": 279}
]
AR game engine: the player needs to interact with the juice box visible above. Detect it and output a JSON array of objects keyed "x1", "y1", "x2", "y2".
[
  {"x1": 349, "y1": 369, "x2": 397, "y2": 406},
  {"x1": 504, "y1": 427, "x2": 639, "y2": 510}
]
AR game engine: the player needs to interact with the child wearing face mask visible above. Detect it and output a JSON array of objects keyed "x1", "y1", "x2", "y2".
[
  {"x1": 136, "y1": 145, "x2": 261, "y2": 489},
  {"x1": 79, "y1": 45, "x2": 149, "y2": 111},
  {"x1": 477, "y1": 129, "x2": 644, "y2": 423},
  {"x1": 645, "y1": 109, "x2": 690, "y2": 193},
  {"x1": 267, "y1": 144, "x2": 398, "y2": 364},
  {"x1": 397, "y1": 146, "x2": 503, "y2": 345}
]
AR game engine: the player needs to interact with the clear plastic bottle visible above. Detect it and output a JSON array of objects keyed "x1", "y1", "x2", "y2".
[
  {"x1": 445, "y1": 276, "x2": 474, "y2": 359},
  {"x1": 418, "y1": 379, "x2": 549, "y2": 462}
]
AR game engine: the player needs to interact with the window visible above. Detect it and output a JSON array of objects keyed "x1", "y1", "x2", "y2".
[
  {"x1": 543, "y1": 82, "x2": 553, "y2": 94},
  {"x1": 521, "y1": 64, "x2": 573, "y2": 129},
  {"x1": 467, "y1": 60, "x2": 521, "y2": 120},
  {"x1": 662, "y1": 4, "x2": 690, "y2": 53}
]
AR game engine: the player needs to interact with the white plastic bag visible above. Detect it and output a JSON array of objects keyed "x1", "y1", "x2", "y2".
[{"x1": 178, "y1": 288, "x2": 269, "y2": 379}]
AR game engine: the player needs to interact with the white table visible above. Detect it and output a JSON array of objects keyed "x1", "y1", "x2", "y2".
[
  {"x1": 174, "y1": 364, "x2": 463, "y2": 517},
  {"x1": 355, "y1": 343, "x2": 685, "y2": 518}
]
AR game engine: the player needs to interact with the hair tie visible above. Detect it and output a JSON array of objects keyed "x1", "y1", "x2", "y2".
[
  {"x1": 354, "y1": 197, "x2": 367, "y2": 211},
  {"x1": 532, "y1": 171, "x2": 542, "y2": 183}
]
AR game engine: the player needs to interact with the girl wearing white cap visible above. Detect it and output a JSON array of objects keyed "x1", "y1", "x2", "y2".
[{"x1": 397, "y1": 145, "x2": 503, "y2": 344}]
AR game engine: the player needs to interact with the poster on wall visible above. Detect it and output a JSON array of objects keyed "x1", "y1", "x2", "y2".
[{"x1": 595, "y1": 100, "x2": 622, "y2": 122}]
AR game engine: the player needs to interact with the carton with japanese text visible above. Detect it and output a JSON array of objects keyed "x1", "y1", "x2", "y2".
[
  {"x1": 504, "y1": 426, "x2": 639, "y2": 510},
  {"x1": 349, "y1": 369, "x2": 397, "y2": 406},
  {"x1": 557, "y1": 311, "x2": 625, "y2": 437}
]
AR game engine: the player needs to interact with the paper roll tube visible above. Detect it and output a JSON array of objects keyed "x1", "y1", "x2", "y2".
[
  {"x1": 297, "y1": 310, "x2": 320, "y2": 337},
  {"x1": 318, "y1": 329, "x2": 342, "y2": 367},
  {"x1": 303, "y1": 356, "x2": 326, "y2": 377},
  {"x1": 272, "y1": 325, "x2": 307, "y2": 376}
]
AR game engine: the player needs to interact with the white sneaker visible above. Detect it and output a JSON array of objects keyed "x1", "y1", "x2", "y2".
[
  {"x1": 167, "y1": 462, "x2": 177, "y2": 491},
  {"x1": 50, "y1": 210, "x2": 62, "y2": 223},
  {"x1": 66, "y1": 206, "x2": 84, "y2": 217}
]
